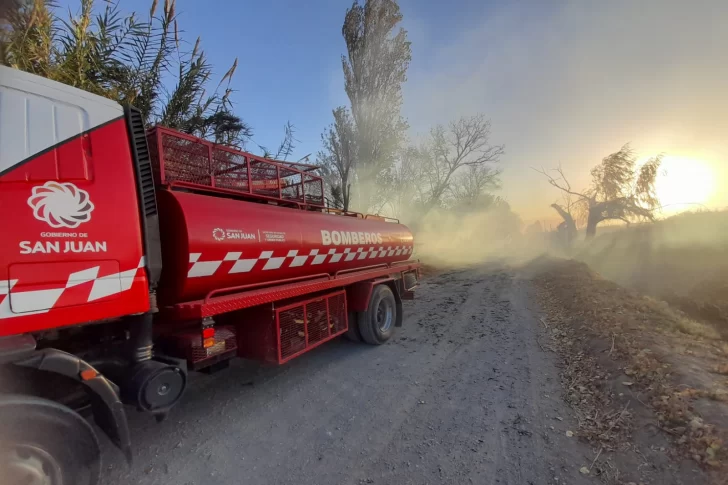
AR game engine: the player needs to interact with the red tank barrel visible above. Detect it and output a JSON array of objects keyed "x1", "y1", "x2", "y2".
[{"x1": 156, "y1": 190, "x2": 414, "y2": 304}]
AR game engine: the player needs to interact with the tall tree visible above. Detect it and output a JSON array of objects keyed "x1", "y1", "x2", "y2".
[
  {"x1": 536, "y1": 144, "x2": 663, "y2": 239},
  {"x1": 339, "y1": 0, "x2": 411, "y2": 210}
]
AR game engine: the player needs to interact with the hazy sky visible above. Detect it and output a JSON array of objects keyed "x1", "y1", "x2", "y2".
[
  {"x1": 59, "y1": 0, "x2": 728, "y2": 221},
  {"x1": 401, "y1": 0, "x2": 728, "y2": 221}
]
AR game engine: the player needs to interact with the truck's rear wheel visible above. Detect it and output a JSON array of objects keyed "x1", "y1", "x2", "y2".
[
  {"x1": 0, "y1": 395, "x2": 101, "y2": 485},
  {"x1": 357, "y1": 284, "x2": 397, "y2": 345}
]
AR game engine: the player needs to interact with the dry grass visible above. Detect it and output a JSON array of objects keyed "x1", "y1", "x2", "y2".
[
  {"x1": 530, "y1": 258, "x2": 728, "y2": 483},
  {"x1": 641, "y1": 296, "x2": 721, "y2": 340}
]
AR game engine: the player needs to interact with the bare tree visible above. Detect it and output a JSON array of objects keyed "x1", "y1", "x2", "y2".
[
  {"x1": 537, "y1": 166, "x2": 580, "y2": 247},
  {"x1": 536, "y1": 144, "x2": 663, "y2": 239},
  {"x1": 450, "y1": 164, "x2": 502, "y2": 208},
  {"x1": 319, "y1": 163, "x2": 345, "y2": 209},
  {"x1": 418, "y1": 115, "x2": 504, "y2": 214},
  {"x1": 317, "y1": 107, "x2": 357, "y2": 211},
  {"x1": 386, "y1": 145, "x2": 425, "y2": 218}
]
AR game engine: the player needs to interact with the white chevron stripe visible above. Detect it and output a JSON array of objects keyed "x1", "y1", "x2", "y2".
[
  {"x1": 230, "y1": 258, "x2": 257, "y2": 273},
  {"x1": 66, "y1": 266, "x2": 100, "y2": 288},
  {"x1": 311, "y1": 248, "x2": 327, "y2": 265},
  {"x1": 329, "y1": 248, "x2": 343, "y2": 263},
  {"x1": 0, "y1": 257, "x2": 148, "y2": 319},
  {"x1": 188, "y1": 260, "x2": 223, "y2": 277}
]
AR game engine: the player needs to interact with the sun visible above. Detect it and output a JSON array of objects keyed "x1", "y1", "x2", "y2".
[{"x1": 654, "y1": 156, "x2": 716, "y2": 213}]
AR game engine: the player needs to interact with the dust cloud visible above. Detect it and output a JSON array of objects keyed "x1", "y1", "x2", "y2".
[
  {"x1": 407, "y1": 206, "x2": 531, "y2": 267},
  {"x1": 409, "y1": 205, "x2": 728, "y2": 330}
]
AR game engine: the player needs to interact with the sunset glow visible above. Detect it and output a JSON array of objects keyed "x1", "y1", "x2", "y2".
[{"x1": 654, "y1": 156, "x2": 716, "y2": 212}]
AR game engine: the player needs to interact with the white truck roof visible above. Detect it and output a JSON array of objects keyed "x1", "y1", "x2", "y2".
[{"x1": 0, "y1": 65, "x2": 123, "y2": 175}]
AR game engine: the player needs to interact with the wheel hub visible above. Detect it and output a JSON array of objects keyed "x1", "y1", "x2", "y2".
[
  {"x1": 1, "y1": 445, "x2": 62, "y2": 485},
  {"x1": 376, "y1": 299, "x2": 393, "y2": 332}
]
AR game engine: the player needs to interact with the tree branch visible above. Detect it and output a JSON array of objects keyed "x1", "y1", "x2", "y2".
[{"x1": 532, "y1": 166, "x2": 590, "y2": 201}]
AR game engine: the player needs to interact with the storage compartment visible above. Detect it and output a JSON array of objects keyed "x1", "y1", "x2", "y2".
[{"x1": 236, "y1": 290, "x2": 348, "y2": 364}]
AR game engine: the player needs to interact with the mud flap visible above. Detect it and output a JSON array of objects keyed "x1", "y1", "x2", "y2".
[{"x1": 15, "y1": 348, "x2": 133, "y2": 463}]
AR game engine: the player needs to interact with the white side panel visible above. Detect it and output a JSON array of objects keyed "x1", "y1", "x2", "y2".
[{"x1": 0, "y1": 65, "x2": 123, "y2": 174}]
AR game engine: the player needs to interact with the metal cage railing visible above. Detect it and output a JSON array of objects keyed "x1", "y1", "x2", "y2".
[{"x1": 147, "y1": 126, "x2": 325, "y2": 208}]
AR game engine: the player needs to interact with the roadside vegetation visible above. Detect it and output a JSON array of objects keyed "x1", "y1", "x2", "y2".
[
  {"x1": 531, "y1": 257, "x2": 728, "y2": 483},
  {"x1": 0, "y1": 0, "x2": 296, "y2": 156},
  {"x1": 525, "y1": 203, "x2": 728, "y2": 484}
]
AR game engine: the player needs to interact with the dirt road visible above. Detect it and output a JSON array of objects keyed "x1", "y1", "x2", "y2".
[{"x1": 102, "y1": 266, "x2": 599, "y2": 485}]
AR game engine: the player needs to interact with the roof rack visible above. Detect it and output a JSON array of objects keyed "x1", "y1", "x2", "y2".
[{"x1": 147, "y1": 126, "x2": 325, "y2": 208}]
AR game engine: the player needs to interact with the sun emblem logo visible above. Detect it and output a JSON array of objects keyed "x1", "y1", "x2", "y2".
[
  {"x1": 212, "y1": 228, "x2": 226, "y2": 241},
  {"x1": 28, "y1": 181, "x2": 95, "y2": 229}
]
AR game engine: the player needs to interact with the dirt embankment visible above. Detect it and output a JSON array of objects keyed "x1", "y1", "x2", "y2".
[
  {"x1": 574, "y1": 210, "x2": 728, "y2": 338},
  {"x1": 530, "y1": 257, "x2": 728, "y2": 484}
]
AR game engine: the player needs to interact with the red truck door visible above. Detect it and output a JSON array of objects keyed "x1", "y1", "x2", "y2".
[{"x1": 0, "y1": 65, "x2": 150, "y2": 335}]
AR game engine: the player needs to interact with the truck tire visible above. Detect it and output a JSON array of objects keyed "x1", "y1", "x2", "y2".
[
  {"x1": 344, "y1": 312, "x2": 363, "y2": 342},
  {"x1": 0, "y1": 395, "x2": 101, "y2": 485},
  {"x1": 357, "y1": 284, "x2": 397, "y2": 345}
]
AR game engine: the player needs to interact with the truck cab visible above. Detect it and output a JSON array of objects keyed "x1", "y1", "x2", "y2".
[{"x1": 0, "y1": 65, "x2": 155, "y2": 334}]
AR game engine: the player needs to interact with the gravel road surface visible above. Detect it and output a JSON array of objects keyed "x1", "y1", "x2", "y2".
[{"x1": 102, "y1": 265, "x2": 599, "y2": 485}]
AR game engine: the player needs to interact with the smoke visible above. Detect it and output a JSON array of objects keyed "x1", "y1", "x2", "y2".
[
  {"x1": 574, "y1": 210, "x2": 728, "y2": 298},
  {"x1": 404, "y1": 204, "x2": 530, "y2": 267},
  {"x1": 409, "y1": 199, "x2": 728, "y2": 321}
]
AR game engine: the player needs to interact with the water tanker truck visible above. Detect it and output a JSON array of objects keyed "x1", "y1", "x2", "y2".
[{"x1": 0, "y1": 65, "x2": 420, "y2": 485}]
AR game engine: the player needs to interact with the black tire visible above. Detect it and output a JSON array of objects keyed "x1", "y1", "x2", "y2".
[
  {"x1": 0, "y1": 395, "x2": 101, "y2": 485},
  {"x1": 357, "y1": 284, "x2": 397, "y2": 345},
  {"x1": 344, "y1": 311, "x2": 363, "y2": 342}
]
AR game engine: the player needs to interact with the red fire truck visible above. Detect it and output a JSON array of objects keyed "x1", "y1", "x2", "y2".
[{"x1": 0, "y1": 65, "x2": 420, "y2": 485}]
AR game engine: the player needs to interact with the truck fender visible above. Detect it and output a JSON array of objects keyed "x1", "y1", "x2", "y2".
[
  {"x1": 346, "y1": 277, "x2": 404, "y2": 327},
  {"x1": 15, "y1": 348, "x2": 133, "y2": 464}
]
